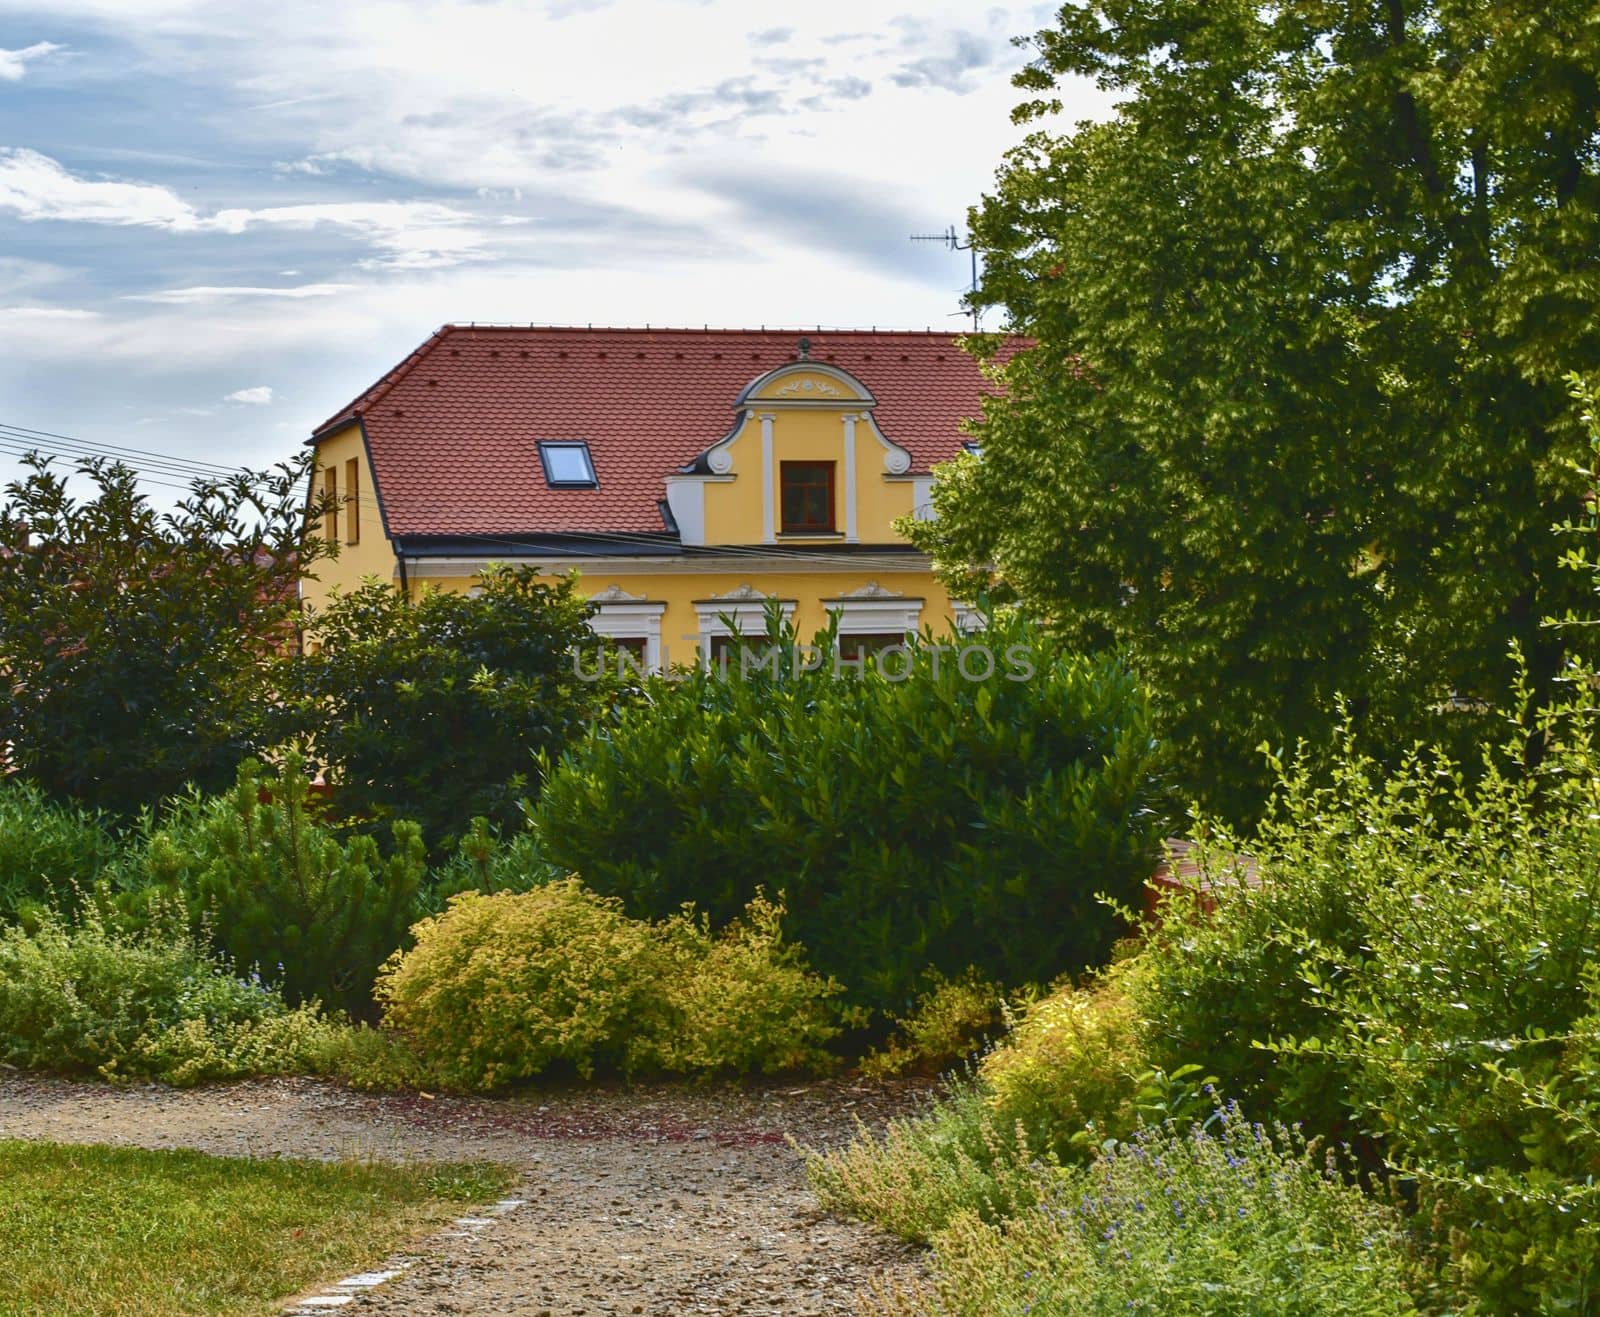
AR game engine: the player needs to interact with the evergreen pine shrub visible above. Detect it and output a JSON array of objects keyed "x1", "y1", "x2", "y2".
[{"x1": 140, "y1": 755, "x2": 424, "y2": 1013}]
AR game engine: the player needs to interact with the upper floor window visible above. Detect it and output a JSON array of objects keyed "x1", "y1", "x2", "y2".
[
  {"x1": 780, "y1": 461, "x2": 835, "y2": 533},
  {"x1": 539, "y1": 441, "x2": 597, "y2": 487},
  {"x1": 322, "y1": 465, "x2": 338, "y2": 543},
  {"x1": 344, "y1": 457, "x2": 360, "y2": 546}
]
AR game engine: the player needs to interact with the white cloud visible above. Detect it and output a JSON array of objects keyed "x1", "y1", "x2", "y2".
[
  {"x1": 0, "y1": 42, "x2": 63, "y2": 82},
  {"x1": 0, "y1": 147, "x2": 201, "y2": 228},
  {"x1": 224, "y1": 385, "x2": 273, "y2": 405},
  {"x1": 125, "y1": 282, "x2": 353, "y2": 304},
  {"x1": 0, "y1": 149, "x2": 514, "y2": 269}
]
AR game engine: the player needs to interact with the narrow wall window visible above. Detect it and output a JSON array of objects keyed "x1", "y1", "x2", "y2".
[
  {"x1": 344, "y1": 458, "x2": 360, "y2": 546},
  {"x1": 322, "y1": 465, "x2": 338, "y2": 543},
  {"x1": 780, "y1": 461, "x2": 835, "y2": 533}
]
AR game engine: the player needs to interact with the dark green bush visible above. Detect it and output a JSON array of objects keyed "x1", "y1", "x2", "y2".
[
  {"x1": 139, "y1": 755, "x2": 425, "y2": 1013},
  {"x1": 414, "y1": 817, "x2": 559, "y2": 916},
  {"x1": 531, "y1": 611, "x2": 1166, "y2": 1010},
  {"x1": 283, "y1": 565, "x2": 607, "y2": 855},
  {"x1": 0, "y1": 454, "x2": 324, "y2": 817},
  {"x1": 0, "y1": 780, "x2": 122, "y2": 922}
]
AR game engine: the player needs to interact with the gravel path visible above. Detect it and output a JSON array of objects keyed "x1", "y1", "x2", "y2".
[{"x1": 0, "y1": 1072, "x2": 929, "y2": 1315}]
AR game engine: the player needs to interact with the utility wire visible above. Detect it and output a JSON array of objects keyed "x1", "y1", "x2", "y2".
[{"x1": 0, "y1": 421, "x2": 939, "y2": 569}]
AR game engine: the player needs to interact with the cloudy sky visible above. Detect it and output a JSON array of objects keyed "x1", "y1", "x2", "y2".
[{"x1": 0, "y1": 0, "x2": 1105, "y2": 489}]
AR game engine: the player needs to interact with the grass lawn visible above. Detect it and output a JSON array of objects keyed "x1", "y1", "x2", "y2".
[{"x1": 0, "y1": 1140, "x2": 513, "y2": 1317}]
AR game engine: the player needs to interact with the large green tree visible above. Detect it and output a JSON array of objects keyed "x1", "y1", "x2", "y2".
[
  {"x1": 912, "y1": 0, "x2": 1600, "y2": 819},
  {"x1": 0, "y1": 455, "x2": 324, "y2": 817}
]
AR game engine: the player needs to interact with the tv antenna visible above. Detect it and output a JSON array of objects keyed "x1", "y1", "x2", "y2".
[{"x1": 910, "y1": 224, "x2": 980, "y2": 331}]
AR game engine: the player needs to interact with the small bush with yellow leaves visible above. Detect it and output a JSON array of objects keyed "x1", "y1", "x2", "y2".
[
  {"x1": 377, "y1": 879, "x2": 845, "y2": 1088},
  {"x1": 861, "y1": 969, "x2": 1008, "y2": 1078},
  {"x1": 978, "y1": 964, "x2": 1146, "y2": 1159}
]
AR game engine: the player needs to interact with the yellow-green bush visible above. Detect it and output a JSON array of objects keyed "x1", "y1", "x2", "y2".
[
  {"x1": 979, "y1": 965, "x2": 1146, "y2": 1158},
  {"x1": 861, "y1": 970, "x2": 1007, "y2": 1078},
  {"x1": 639, "y1": 893, "x2": 848, "y2": 1076},
  {"x1": 377, "y1": 879, "x2": 844, "y2": 1087}
]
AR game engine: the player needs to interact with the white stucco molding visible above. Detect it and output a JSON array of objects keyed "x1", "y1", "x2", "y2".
[
  {"x1": 858, "y1": 410, "x2": 913, "y2": 476},
  {"x1": 586, "y1": 583, "x2": 668, "y2": 670},
  {"x1": 692, "y1": 582, "x2": 797, "y2": 638},
  {"x1": 951, "y1": 600, "x2": 987, "y2": 634},
  {"x1": 822, "y1": 581, "x2": 924, "y2": 635}
]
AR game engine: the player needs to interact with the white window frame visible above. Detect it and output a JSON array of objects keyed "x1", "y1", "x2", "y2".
[
  {"x1": 586, "y1": 586, "x2": 666, "y2": 670},
  {"x1": 693, "y1": 585, "x2": 796, "y2": 642},
  {"x1": 822, "y1": 583, "x2": 923, "y2": 642}
]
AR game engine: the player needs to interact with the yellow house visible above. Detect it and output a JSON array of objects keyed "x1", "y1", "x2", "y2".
[{"x1": 304, "y1": 325, "x2": 1006, "y2": 667}]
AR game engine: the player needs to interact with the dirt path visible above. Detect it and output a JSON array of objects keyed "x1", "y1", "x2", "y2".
[{"x1": 0, "y1": 1072, "x2": 928, "y2": 1315}]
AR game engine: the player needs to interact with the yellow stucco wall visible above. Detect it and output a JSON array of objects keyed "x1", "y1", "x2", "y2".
[
  {"x1": 302, "y1": 422, "x2": 399, "y2": 617},
  {"x1": 408, "y1": 566, "x2": 964, "y2": 668}
]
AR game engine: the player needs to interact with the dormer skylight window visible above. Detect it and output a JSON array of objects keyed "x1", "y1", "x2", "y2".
[{"x1": 539, "y1": 441, "x2": 597, "y2": 487}]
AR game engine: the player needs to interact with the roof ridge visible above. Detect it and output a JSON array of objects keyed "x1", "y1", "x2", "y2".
[{"x1": 440, "y1": 324, "x2": 985, "y2": 337}]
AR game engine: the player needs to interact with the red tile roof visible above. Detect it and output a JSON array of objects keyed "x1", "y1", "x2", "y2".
[{"x1": 312, "y1": 325, "x2": 1019, "y2": 539}]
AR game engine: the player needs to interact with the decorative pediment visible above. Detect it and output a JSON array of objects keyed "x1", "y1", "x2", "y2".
[
  {"x1": 708, "y1": 583, "x2": 771, "y2": 602},
  {"x1": 736, "y1": 362, "x2": 876, "y2": 407},
  {"x1": 833, "y1": 581, "x2": 903, "y2": 600},
  {"x1": 590, "y1": 583, "x2": 648, "y2": 603}
]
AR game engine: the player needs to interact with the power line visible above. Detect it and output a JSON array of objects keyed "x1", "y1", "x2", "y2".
[{"x1": 0, "y1": 422, "x2": 936, "y2": 569}]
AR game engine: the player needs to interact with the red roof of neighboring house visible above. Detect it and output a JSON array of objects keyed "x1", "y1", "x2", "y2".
[{"x1": 312, "y1": 325, "x2": 1019, "y2": 540}]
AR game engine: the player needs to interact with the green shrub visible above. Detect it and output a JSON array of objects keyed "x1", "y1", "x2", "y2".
[
  {"x1": 1131, "y1": 704, "x2": 1600, "y2": 1311},
  {"x1": 282, "y1": 565, "x2": 607, "y2": 855},
  {"x1": 0, "y1": 780, "x2": 122, "y2": 923},
  {"x1": 532, "y1": 610, "x2": 1166, "y2": 1010},
  {"x1": 415, "y1": 817, "x2": 558, "y2": 916},
  {"x1": 377, "y1": 880, "x2": 844, "y2": 1088},
  {"x1": 978, "y1": 964, "x2": 1148, "y2": 1160},
  {"x1": 806, "y1": 1079, "x2": 1051, "y2": 1244},
  {"x1": 884, "y1": 1105, "x2": 1418, "y2": 1317},
  {"x1": 139, "y1": 755, "x2": 425, "y2": 1013},
  {"x1": 0, "y1": 909, "x2": 335, "y2": 1085},
  {"x1": 860, "y1": 969, "x2": 1008, "y2": 1078}
]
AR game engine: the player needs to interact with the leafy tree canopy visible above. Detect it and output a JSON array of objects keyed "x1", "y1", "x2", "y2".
[
  {"x1": 281, "y1": 565, "x2": 605, "y2": 855},
  {"x1": 0, "y1": 455, "x2": 324, "y2": 816},
  {"x1": 910, "y1": 0, "x2": 1600, "y2": 820}
]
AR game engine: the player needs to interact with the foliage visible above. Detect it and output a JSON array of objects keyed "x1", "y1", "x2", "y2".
[
  {"x1": 139, "y1": 755, "x2": 425, "y2": 1013},
  {"x1": 0, "y1": 779, "x2": 122, "y2": 923},
  {"x1": 634, "y1": 891, "x2": 849, "y2": 1076},
  {"x1": 806, "y1": 1079, "x2": 1053, "y2": 1244},
  {"x1": 978, "y1": 964, "x2": 1147, "y2": 1161},
  {"x1": 0, "y1": 454, "x2": 326, "y2": 816},
  {"x1": 0, "y1": 908, "x2": 338, "y2": 1085},
  {"x1": 532, "y1": 609, "x2": 1166, "y2": 1010},
  {"x1": 1130, "y1": 700, "x2": 1600, "y2": 1311},
  {"x1": 874, "y1": 1106, "x2": 1417, "y2": 1317},
  {"x1": 377, "y1": 879, "x2": 843, "y2": 1087},
  {"x1": 860, "y1": 969, "x2": 1007, "y2": 1078},
  {"x1": 283, "y1": 565, "x2": 604, "y2": 854},
  {"x1": 910, "y1": 0, "x2": 1600, "y2": 821},
  {"x1": 0, "y1": 1140, "x2": 512, "y2": 1316},
  {"x1": 415, "y1": 817, "x2": 558, "y2": 916}
]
